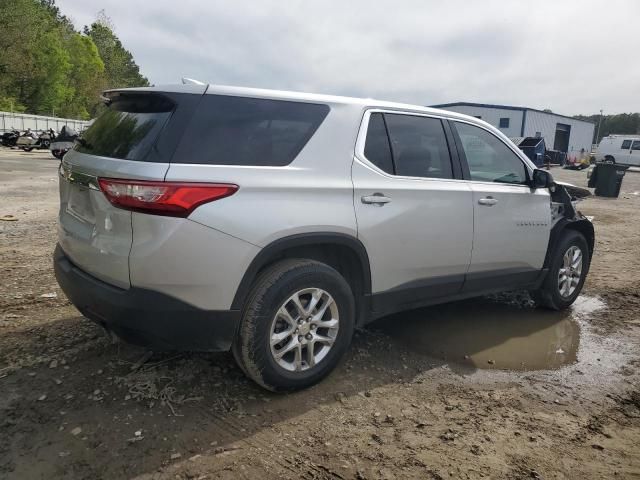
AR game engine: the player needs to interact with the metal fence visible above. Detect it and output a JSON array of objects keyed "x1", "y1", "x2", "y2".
[{"x1": 0, "y1": 111, "x2": 90, "y2": 133}]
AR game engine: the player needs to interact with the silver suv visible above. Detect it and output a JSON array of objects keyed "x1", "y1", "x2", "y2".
[{"x1": 54, "y1": 83, "x2": 594, "y2": 391}]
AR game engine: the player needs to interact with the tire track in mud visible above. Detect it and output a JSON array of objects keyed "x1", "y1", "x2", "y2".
[{"x1": 189, "y1": 401, "x2": 344, "y2": 479}]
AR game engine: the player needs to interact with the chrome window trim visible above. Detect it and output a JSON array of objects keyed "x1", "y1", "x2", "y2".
[
  {"x1": 354, "y1": 108, "x2": 466, "y2": 184},
  {"x1": 448, "y1": 118, "x2": 536, "y2": 189}
]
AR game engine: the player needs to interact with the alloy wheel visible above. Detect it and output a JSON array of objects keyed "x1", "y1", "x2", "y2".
[
  {"x1": 558, "y1": 245, "x2": 583, "y2": 297},
  {"x1": 269, "y1": 288, "x2": 339, "y2": 372}
]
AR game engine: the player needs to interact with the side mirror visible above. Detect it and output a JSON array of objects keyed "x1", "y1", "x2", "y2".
[{"x1": 532, "y1": 169, "x2": 554, "y2": 189}]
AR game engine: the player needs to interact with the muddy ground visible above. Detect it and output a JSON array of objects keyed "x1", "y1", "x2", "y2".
[{"x1": 1, "y1": 148, "x2": 639, "y2": 479}]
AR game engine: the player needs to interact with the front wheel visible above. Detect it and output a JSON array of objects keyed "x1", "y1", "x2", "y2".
[
  {"x1": 531, "y1": 230, "x2": 590, "y2": 310},
  {"x1": 233, "y1": 259, "x2": 355, "y2": 391}
]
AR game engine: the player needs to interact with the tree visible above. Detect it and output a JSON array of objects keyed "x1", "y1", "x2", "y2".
[
  {"x1": 0, "y1": 1, "x2": 147, "y2": 119},
  {"x1": 574, "y1": 113, "x2": 640, "y2": 143},
  {"x1": 60, "y1": 32, "x2": 104, "y2": 118},
  {"x1": 84, "y1": 12, "x2": 149, "y2": 90}
]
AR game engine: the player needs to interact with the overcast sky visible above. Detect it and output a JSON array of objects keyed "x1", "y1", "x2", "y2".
[{"x1": 59, "y1": 0, "x2": 639, "y2": 115}]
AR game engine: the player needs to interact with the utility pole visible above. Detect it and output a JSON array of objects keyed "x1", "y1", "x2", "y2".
[{"x1": 595, "y1": 109, "x2": 604, "y2": 146}]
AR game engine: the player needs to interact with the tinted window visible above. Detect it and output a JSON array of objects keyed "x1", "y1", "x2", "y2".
[
  {"x1": 499, "y1": 117, "x2": 510, "y2": 128},
  {"x1": 75, "y1": 94, "x2": 174, "y2": 160},
  {"x1": 632, "y1": 140, "x2": 640, "y2": 151},
  {"x1": 384, "y1": 114, "x2": 453, "y2": 179},
  {"x1": 173, "y1": 95, "x2": 329, "y2": 166},
  {"x1": 455, "y1": 122, "x2": 528, "y2": 184},
  {"x1": 621, "y1": 140, "x2": 632, "y2": 149},
  {"x1": 363, "y1": 113, "x2": 394, "y2": 174}
]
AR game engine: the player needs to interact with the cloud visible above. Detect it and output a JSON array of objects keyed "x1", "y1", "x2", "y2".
[{"x1": 59, "y1": 0, "x2": 640, "y2": 115}]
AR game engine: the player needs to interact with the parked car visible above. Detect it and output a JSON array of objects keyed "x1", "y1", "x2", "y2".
[
  {"x1": 54, "y1": 84, "x2": 594, "y2": 391},
  {"x1": 595, "y1": 135, "x2": 640, "y2": 166}
]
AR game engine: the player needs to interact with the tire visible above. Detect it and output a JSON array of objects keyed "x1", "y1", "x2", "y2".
[
  {"x1": 604, "y1": 155, "x2": 615, "y2": 164},
  {"x1": 233, "y1": 259, "x2": 355, "y2": 391},
  {"x1": 531, "y1": 230, "x2": 590, "y2": 310}
]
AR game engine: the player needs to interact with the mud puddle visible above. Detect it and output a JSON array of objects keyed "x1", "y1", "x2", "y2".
[{"x1": 374, "y1": 295, "x2": 606, "y2": 371}]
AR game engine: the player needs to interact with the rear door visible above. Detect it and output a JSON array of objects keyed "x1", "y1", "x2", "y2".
[
  {"x1": 451, "y1": 121, "x2": 550, "y2": 291},
  {"x1": 630, "y1": 140, "x2": 640, "y2": 166},
  {"x1": 58, "y1": 90, "x2": 202, "y2": 288},
  {"x1": 352, "y1": 111, "x2": 473, "y2": 315}
]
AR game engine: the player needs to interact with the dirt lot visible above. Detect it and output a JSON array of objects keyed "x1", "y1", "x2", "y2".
[{"x1": 1, "y1": 148, "x2": 639, "y2": 479}]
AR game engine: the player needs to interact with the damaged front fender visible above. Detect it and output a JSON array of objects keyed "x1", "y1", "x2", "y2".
[{"x1": 544, "y1": 180, "x2": 595, "y2": 270}]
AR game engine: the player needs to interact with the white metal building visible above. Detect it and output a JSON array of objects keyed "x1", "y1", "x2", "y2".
[{"x1": 431, "y1": 102, "x2": 595, "y2": 160}]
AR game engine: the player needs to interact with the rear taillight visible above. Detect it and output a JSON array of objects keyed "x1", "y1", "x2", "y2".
[{"x1": 97, "y1": 178, "x2": 238, "y2": 217}]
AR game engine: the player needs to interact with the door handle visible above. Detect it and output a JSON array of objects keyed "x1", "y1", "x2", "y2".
[
  {"x1": 478, "y1": 196, "x2": 498, "y2": 206},
  {"x1": 361, "y1": 194, "x2": 391, "y2": 205}
]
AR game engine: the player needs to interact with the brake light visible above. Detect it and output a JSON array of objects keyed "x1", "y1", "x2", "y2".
[{"x1": 97, "y1": 178, "x2": 238, "y2": 217}]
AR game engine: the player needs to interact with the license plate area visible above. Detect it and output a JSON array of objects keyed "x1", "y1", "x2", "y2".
[{"x1": 66, "y1": 185, "x2": 95, "y2": 224}]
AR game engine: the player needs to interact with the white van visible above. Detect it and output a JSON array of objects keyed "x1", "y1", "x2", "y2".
[{"x1": 596, "y1": 135, "x2": 640, "y2": 166}]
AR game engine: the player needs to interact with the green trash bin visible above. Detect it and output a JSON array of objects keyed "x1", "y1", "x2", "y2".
[{"x1": 587, "y1": 162, "x2": 628, "y2": 197}]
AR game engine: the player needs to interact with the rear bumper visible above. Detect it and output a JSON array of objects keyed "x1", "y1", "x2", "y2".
[{"x1": 54, "y1": 245, "x2": 240, "y2": 351}]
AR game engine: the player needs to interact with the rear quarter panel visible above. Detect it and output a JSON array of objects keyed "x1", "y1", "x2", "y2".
[{"x1": 165, "y1": 102, "x2": 363, "y2": 247}]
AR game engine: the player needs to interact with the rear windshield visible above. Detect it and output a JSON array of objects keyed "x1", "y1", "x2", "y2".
[
  {"x1": 172, "y1": 95, "x2": 330, "y2": 166},
  {"x1": 75, "y1": 94, "x2": 174, "y2": 160}
]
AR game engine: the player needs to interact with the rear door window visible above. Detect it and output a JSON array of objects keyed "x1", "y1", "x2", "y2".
[
  {"x1": 363, "y1": 113, "x2": 394, "y2": 174},
  {"x1": 621, "y1": 140, "x2": 632, "y2": 149},
  {"x1": 75, "y1": 94, "x2": 174, "y2": 161},
  {"x1": 172, "y1": 95, "x2": 329, "y2": 166},
  {"x1": 632, "y1": 140, "x2": 640, "y2": 151},
  {"x1": 384, "y1": 114, "x2": 453, "y2": 179}
]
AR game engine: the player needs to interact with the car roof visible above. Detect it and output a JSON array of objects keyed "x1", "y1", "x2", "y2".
[{"x1": 105, "y1": 83, "x2": 476, "y2": 121}]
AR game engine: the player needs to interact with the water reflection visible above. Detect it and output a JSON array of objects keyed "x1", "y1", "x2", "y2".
[{"x1": 373, "y1": 296, "x2": 604, "y2": 371}]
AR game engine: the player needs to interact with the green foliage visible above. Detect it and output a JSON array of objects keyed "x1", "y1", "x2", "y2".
[
  {"x1": 85, "y1": 16, "x2": 149, "y2": 90},
  {"x1": 0, "y1": 96, "x2": 26, "y2": 112},
  {"x1": 574, "y1": 113, "x2": 640, "y2": 143},
  {"x1": 0, "y1": 0, "x2": 147, "y2": 119}
]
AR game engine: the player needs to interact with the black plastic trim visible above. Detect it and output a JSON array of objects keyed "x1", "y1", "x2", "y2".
[
  {"x1": 54, "y1": 245, "x2": 239, "y2": 351},
  {"x1": 370, "y1": 274, "x2": 465, "y2": 318},
  {"x1": 442, "y1": 120, "x2": 465, "y2": 180},
  {"x1": 543, "y1": 217, "x2": 594, "y2": 271},
  {"x1": 368, "y1": 267, "x2": 547, "y2": 321},
  {"x1": 230, "y1": 233, "x2": 372, "y2": 311},
  {"x1": 461, "y1": 268, "x2": 541, "y2": 293},
  {"x1": 447, "y1": 119, "x2": 471, "y2": 180}
]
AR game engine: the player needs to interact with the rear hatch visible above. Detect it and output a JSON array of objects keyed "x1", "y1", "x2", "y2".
[{"x1": 58, "y1": 87, "x2": 204, "y2": 288}]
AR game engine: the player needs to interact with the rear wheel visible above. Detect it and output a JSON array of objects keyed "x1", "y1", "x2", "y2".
[
  {"x1": 531, "y1": 230, "x2": 589, "y2": 310},
  {"x1": 233, "y1": 259, "x2": 355, "y2": 391}
]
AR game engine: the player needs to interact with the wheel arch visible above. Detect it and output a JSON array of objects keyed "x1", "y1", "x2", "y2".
[
  {"x1": 544, "y1": 218, "x2": 595, "y2": 270},
  {"x1": 231, "y1": 233, "x2": 372, "y2": 324}
]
